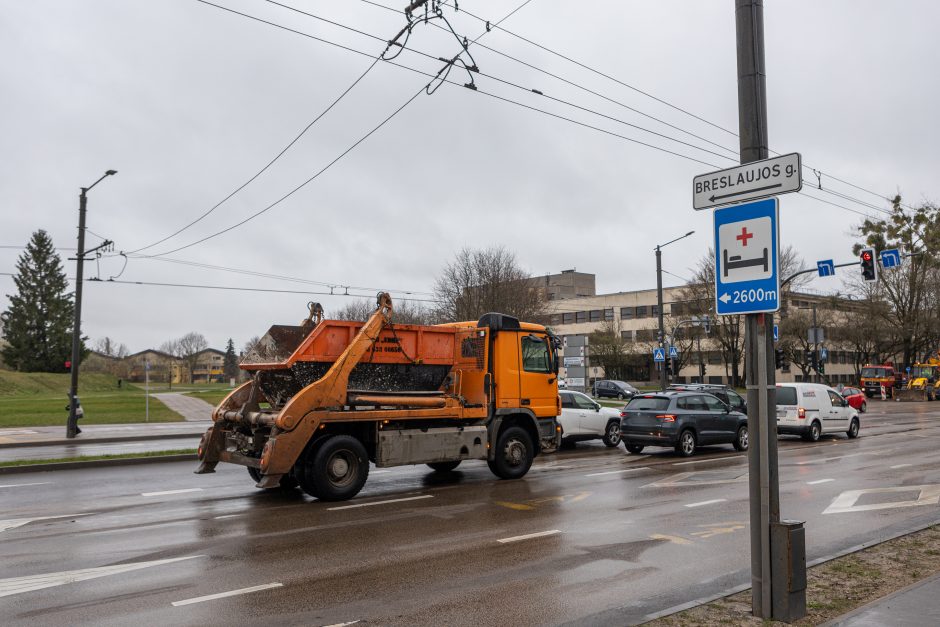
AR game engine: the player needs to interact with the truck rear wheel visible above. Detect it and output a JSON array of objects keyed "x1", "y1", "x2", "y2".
[
  {"x1": 295, "y1": 435, "x2": 369, "y2": 501},
  {"x1": 487, "y1": 426, "x2": 534, "y2": 480}
]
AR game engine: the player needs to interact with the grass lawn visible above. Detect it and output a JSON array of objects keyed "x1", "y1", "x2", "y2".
[
  {"x1": 184, "y1": 388, "x2": 235, "y2": 406},
  {"x1": 0, "y1": 371, "x2": 184, "y2": 427}
]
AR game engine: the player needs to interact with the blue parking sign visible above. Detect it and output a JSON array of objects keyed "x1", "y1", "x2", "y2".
[{"x1": 714, "y1": 198, "x2": 780, "y2": 315}]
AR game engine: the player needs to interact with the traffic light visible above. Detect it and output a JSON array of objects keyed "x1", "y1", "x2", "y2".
[
  {"x1": 860, "y1": 247, "x2": 878, "y2": 282},
  {"x1": 805, "y1": 349, "x2": 817, "y2": 370},
  {"x1": 775, "y1": 348, "x2": 785, "y2": 369},
  {"x1": 664, "y1": 359, "x2": 673, "y2": 376}
]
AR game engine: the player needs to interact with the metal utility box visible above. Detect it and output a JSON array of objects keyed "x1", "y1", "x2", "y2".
[
  {"x1": 771, "y1": 519, "x2": 807, "y2": 622},
  {"x1": 376, "y1": 426, "x2": 488, "y2": 467}
]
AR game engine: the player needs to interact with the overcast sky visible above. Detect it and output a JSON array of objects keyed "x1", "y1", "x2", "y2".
[{"x1": 2, "y1": 0, "x2": 938, "y2": 353}]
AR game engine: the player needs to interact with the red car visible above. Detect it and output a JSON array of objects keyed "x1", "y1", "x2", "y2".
[{"x1": 841, "y1": 387, "x2": 867, "y2": 413}]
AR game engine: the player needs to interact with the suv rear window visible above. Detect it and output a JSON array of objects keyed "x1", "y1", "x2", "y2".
[
  {"x1": 776, "y1": 386, "x2": 798, "y2": 406},
  {"x1": 626, "y1": 396, "x2": 670, "y2": 411}
]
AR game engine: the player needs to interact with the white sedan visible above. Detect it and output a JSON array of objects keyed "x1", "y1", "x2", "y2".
[{"x1": 559, "y1": 390, "x2": 624, "y2": 447}]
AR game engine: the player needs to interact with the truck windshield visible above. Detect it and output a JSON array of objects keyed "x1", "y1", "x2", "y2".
[{"x1": 861, "y1": 367, "x2": 885, "y2": 378}]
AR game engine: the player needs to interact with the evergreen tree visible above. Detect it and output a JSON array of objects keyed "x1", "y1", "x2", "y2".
[
  {"x1": 223, "y1": 338, "x2": 239, "y2": 381},
  {"x1": 1, "y1": 231, "x2": 79, "y2": 372}
]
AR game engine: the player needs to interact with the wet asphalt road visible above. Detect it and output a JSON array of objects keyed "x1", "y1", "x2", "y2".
[{"x1": 2, "y1": 401, "x2": 939, "y2": 626}]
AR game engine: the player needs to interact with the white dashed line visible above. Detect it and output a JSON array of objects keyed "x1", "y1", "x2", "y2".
[
  {"x1": 497, "y1": 529, "x2": 561, "y2": 544},
  {"x1": 172, "y1": 582, "x2": 283, "y2": 606},
  {"x1": 891, "y1": 464, "x2": 912, "y2": 469},
  {"x1": 327, "y1": 495, "x2": 432, "y2": 511},
  {"x1": 672, "y1": 458, "x2": 741, "y2": 466},
  {"x1": 213, "y1": 514, "x2": 242, "y2": 520},
  {"x1": 807, "y1": 479, "x2": 835, "y2": 485},
  {"x1": 685, "y1": 499, "x2": 727, "y2": 508},
  {"x1": 0, "y1": 482, "x2": 50, "y2": 489},
  {"x1": 0, "y1": 513, "x2": 93, "y2": 533},
  {"x1": 322, "y1": 622, "x2": 360, "y2": 627},
  {"x1": 141, "y1": 488, "x2": 203, "y2": 497},
  {"x1": 585, "y1": 467, "x2": 650, "y2": 477}
]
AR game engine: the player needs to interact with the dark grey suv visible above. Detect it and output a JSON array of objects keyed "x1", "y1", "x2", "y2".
[{"x1": 619, "y1": 391, "x2": 748, "y2": 457}]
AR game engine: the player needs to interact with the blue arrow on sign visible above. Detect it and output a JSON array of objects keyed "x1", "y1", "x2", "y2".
[
  {"x1": 817, "y1": 259, "x2": 835, "y2": 277},
  {"x1": 714, "y1": 198, "x2": 780, "y2": 315},
  {"x1": 669, "y1": 346, "x2": 679, "y2": 359},
  {"x1": 653, "y1": 347, "x2": 666, "y2": 362},
  {"x1": 773, "y1": 324, "x2": 779, "y2": 342},
  {"x1": 881, "y1": 248, "x2": 902, "y2": 269}
]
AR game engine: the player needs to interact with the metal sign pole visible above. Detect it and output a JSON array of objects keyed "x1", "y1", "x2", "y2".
[{"x1": 145, "y1": 359, "x2": 150, "y2": 423}]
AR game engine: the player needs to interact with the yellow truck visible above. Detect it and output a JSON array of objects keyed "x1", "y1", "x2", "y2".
[
  {"x1": 897, "y1": 357, "x2": 940, "y2": 402},
  {"x1": 196, "y1": 294, "x2": 561, "y2": 501}
]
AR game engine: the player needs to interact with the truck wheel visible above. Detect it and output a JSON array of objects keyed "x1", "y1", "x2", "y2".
[
  {"x1": 602, "y1": 421, "x2": 621, "y2": 447},
  {"x1": 488, "y1": 426, "x2": 534, "y2": 480},
  {"x1": 427, "y1": 461, "x2": 461, "y2": 472},
  {"x1": 248, "y1": 465, "x2": 298, "y2": 489},
  {"x1": 298, "y1": 435, "x2": 369, "y2": 501}
]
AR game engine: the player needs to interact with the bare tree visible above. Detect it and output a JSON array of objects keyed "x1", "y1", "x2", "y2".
[
  {"x1": 333, "y1": 297, "x2": 433, "y2": 325},
  {"x1": 433, "y1": 246, "x2": 547, "y2": 323},
  {"x1": 160, "y1": 333, "x2": 207, "y2": 383}
]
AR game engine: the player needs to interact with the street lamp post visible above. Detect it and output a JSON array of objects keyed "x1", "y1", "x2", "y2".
[
  {"x1": 655, "y1": 230, "x2": 694, "y2": 391},
  {"x1": 67, "y1": 169, "x2": 117, "y2": 438}
]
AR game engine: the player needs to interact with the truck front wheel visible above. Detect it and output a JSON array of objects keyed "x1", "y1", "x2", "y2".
[
  {"x1": 488, "y1": 426, "x2": 534, "y2": 480},
  {"x1": 296, "y1": 435, "x2": 370, "y2": 501}
]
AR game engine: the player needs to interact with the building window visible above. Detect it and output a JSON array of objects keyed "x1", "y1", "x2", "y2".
[
  {"x1": 620, "y1": 307, "x2": 633, "y2": 320},
  {"x1": 589, "y1": 310, "x2": 602, "y2": 322},
  {"x1": 635, "y1": 306, "x2": 648, "y2": 318},
  {"x1": 621, "y1": 330, "x2": 634, "y2": 342},
  {"x1": 636, "y1": 329, "x2": 657, "y2": 342},
  {"x1": 604, "y1": 308, "x2": 614, "y2": 322},
  {"x1": 563, "y1": 312, "x2": 574, "y2": 324},
  {"x1": 708, "y1": 376, "x2": 723, "y2": 385},
  {"x1": 550, "y1": 314, "x2": 562, "y2": 326},
  {"x1": 576, "y1": 311, "x2": 587, "y2": 323},
  {"x1": 651, "y1": 305, "x2": 660, "y2": 317},
  {"x1": 708, "y1": 351, "x2": 722, "y2": 365}
]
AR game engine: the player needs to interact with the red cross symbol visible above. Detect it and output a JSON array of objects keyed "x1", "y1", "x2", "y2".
[{"x1": 736, "y1": 227, "x2": 754, "y2": 247}]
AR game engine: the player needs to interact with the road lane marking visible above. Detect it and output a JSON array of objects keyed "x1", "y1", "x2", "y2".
[
  {"x1": 327, "y1": 495, "x2": 432, "y2": 510},
  {"x1": 0, "y1": 482, "x2": 50, "y2": 489},
  {"x1": 322, "y1": 622, "x2": 360, "y2": 627},
  {"x1": 495, "y1": 501, "x2": 534, "y2": 511},
  {"x1": 795, "y1": 447, "x2": 895, "y2": 465},
  {"x1": 171, "y1": 582, "x2": 282, "y2": 606},
  {"x1": 497, "y1": 529, "x2": 560, "y2": 544},
  {"x1": 213, "y1": 514, "x2": 242, "y2": 520},
  {"x1": 141, "y1": 488, "x2": 204, "y2": 497},
  {"x1": 672, "y1": 458, "x2": 742, "y2": 466},
  {"x1": 0, "y1": 513, "x2": 93, "y2": 533},
  {"x1": 823, "y1": 485, "x2": 940, "y2": 515},
  {"x1": 685, "y1": 499, "x2": 727, "y2": 508},
  {"x1": 585, "y1": 466, "x2": 650, "y2": 477},
  {"x1": 807, "y1": 479, "x2": 834, "y2": 485},
  {"x1": 650, "y1": 533, "x2": 692, "y2": 545},
  {"x1": 691, "y1": 522, "x2": 746, "y2": 538},
  {"x1": 891, "y1": 464, "x2": 912, "y2": 469},
  {"x1": 0, "y1": 555, "x2": 202, "y2": 598}
]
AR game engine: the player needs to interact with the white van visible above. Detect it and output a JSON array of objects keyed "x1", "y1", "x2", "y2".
[{"x1": 776, "y1": 383, "x2": 860, "y2": 441}]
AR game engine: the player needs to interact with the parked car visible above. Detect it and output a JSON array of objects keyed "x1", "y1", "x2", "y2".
[
  {"x1": 619, "y1": 391, "x2": 748, "y2": 457},
  {"x1": 668, "y1": 383, "x2": 747, "y2": 414},
  {"x1": 840, "y1": 386, "x2": 867, "y2": 412},
  {"x1": 776, "y1": 383, "x2": 860, "y2": 441},
  {"x1": 559, "y1": 390, "x2": 623, "y2": 447},
  {"x1": 593, "y1": 379, "x2": 639, "y2": 400}
]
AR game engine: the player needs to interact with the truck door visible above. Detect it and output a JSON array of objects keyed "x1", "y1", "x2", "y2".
[{"x1": 519, "y1": 332, "x2": 558, "y2": 418}]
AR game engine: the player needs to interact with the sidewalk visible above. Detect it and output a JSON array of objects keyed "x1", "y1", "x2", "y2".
[
  {"x1": 823, "y1": 571, "x2": 940, "y2": 626},
  {"x1": 0, "y1": 421, "x2": 210, "y2": 448}
]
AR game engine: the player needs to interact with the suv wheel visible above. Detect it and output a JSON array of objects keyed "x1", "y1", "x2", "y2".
[
  {"x1": 676, "y1": 430, "x2": 697, "y2": 457},
  {"x1": 625, "y1": 442, "x2": 644, "y2": 454},
  {"x1": 733, "y1": 425, "x2": 748, "y2": 451},
  {"x1": 602, "y1": 421, "x2": 621, "y2": 447}
]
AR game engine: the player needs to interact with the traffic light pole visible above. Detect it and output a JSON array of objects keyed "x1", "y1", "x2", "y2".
[
  {"x1": 656, "y1": 245, "x2": 666, "y2": 391},
  {"x1": 66, "y1": 188, "x2": 89, "y2": 439}
]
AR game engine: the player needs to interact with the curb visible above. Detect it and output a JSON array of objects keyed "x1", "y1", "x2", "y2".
[
  {"x1": 0, "y1": 453, "x2": 197, "y2": 474},
  {"x1": 0, "y1": 432, "x2": 204, "y2": 449},
  {"x1": 818, "y1": 570, "x2": 940, "y2": 626}
]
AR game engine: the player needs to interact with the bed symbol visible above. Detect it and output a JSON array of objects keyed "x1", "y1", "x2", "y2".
[{"x1": 723, "y1": 247, "x2": 769, "y2": 277}]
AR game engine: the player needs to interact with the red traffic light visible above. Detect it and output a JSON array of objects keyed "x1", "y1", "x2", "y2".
[{"x1": 861, "y1": 251, "x2": 872, "y2": 261}]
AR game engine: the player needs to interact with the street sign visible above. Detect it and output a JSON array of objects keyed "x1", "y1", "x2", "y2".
[
  {"x1": 820, "y1": 347, "x2": 828, "y2": 361},
  {"x1": 817, "y1": 260, "x2": 835, "y2": 277},
  {"x1": 773, "y1": 325, "x2": 779, "y2": 342},
  {"x1": 714, "y1": 198, "x2": 780, "y2": 315},
  {"x1": 653, "y1": 347, "x2": 666, "y2": 362},
  {"x1": 567, "y1": 377, "x2": 585, "y2": 387},
  {"x1": 808, "y1": 327, "x2": 825, "y2": 344},
  {"x1": 693, "y1": 152, "x2": 801, "y2": 210},
  {"x1": 669, "y1": 346, "x2": 679, "y2": 359},
  {"x1": 881, "y1": 248, "x2": 902, "y2": 268},
  {"x1": 563, "y1": 356, "x2": 584, "y2": 367}
]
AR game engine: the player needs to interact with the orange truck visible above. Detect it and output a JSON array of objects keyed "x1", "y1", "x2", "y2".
[
  {"x1": 196, "y1": 294, "x2": 561, "y2": 501},
  {"x1": 859, "y1": 364, "x2": 899, "y2": 398}
]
